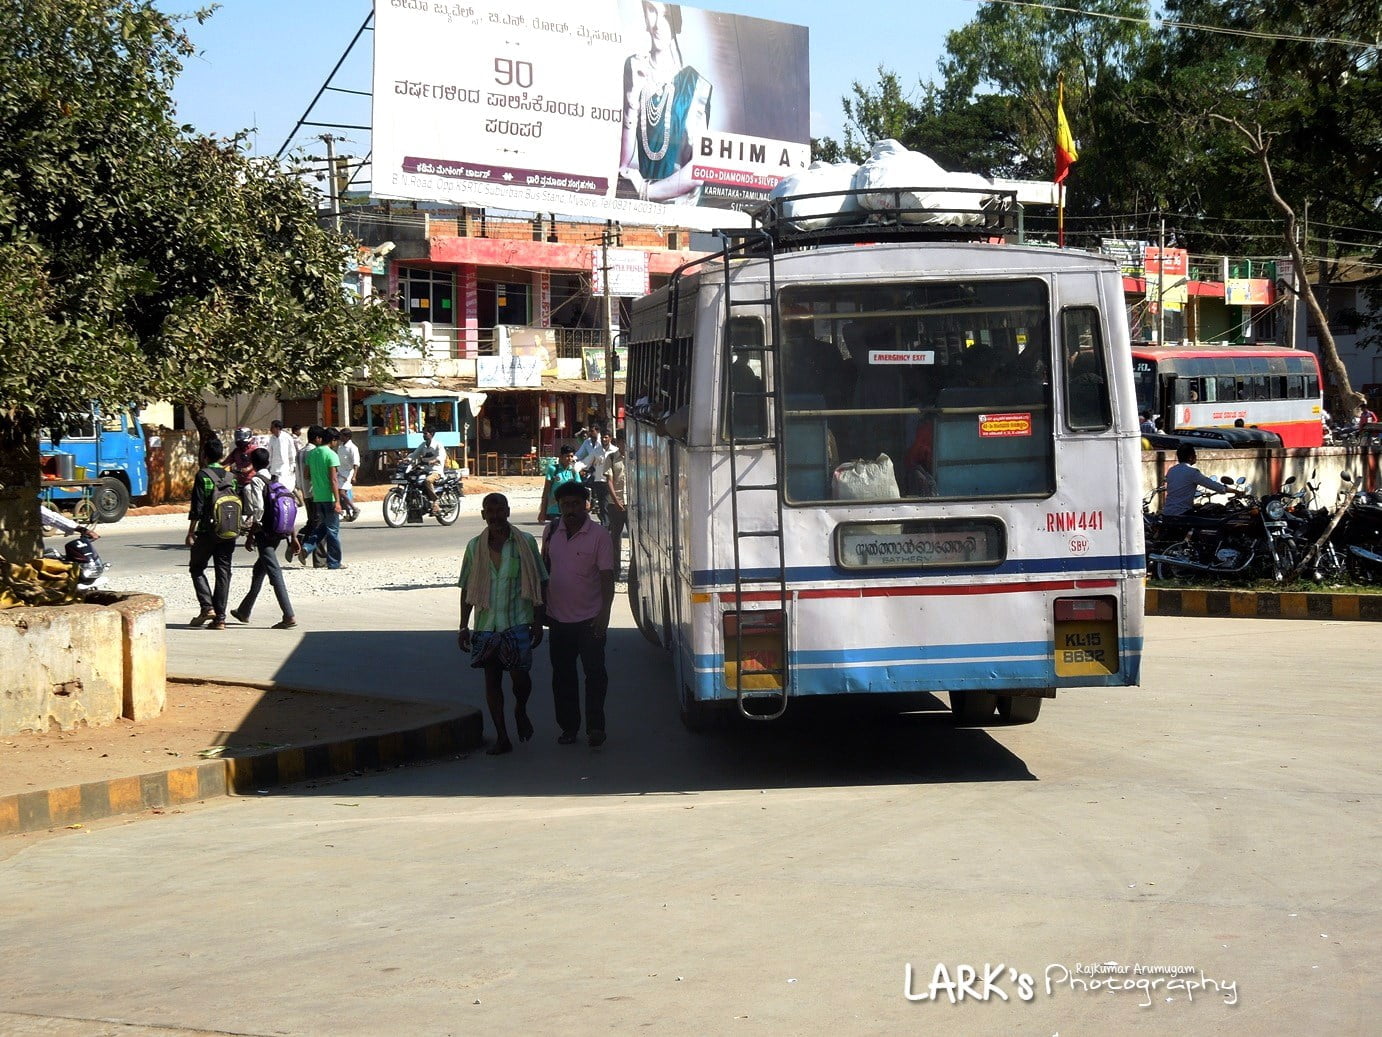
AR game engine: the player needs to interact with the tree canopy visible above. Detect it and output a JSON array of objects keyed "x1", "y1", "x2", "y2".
[
  {"x1": 0, "y1": 0, "x2": 405, "y2": 435},
  {"x1": 0, "y1": 0, "x2": 406, "y2": 559},
  {"x1": 811, "y1": 0, "x2": 1381, "y2": 405}
]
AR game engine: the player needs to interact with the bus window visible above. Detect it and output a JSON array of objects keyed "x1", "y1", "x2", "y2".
[
  {"x1": 1061, "y1": 307, "x2": 1112, "y2": 431},
  {"x1": 723, "y1": 316, "x2": 767, "y2": 440},
  {"x1": 780, "y1": 278, "x2": 1054, "y2": 502}
]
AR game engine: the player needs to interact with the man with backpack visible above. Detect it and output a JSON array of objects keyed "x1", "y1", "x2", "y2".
[
  {"x1": 186, "y1": 436, "x2": 241, "y2": 630},
  {"x1": 230, "y1": 448, "x2": 298, "y2": 629}
]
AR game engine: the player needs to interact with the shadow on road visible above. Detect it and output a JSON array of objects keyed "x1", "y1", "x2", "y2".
[{"x1": 243, "y1": 626, "x2": 1037, "y2": 796}]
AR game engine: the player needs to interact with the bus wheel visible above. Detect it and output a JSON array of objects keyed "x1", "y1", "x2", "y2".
[
  {"x1": 950, "y1": 690, "x2": 996, "y2": 725},
  {"x1": 997, "y1": 694, "x2": 1042, "y2": 724},
  {"x1": 91, "y1": 477, "x2": 130, "y2": 523},
  {"x1": 680, "y1": 684, "x2": 726, "y2": 733}
]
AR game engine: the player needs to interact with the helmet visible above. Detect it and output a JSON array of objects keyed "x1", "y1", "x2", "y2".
[{"x1": 234, "y1": 427, "x2": 252, "y2": 444}]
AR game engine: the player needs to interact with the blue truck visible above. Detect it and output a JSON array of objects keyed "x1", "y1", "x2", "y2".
[{"x1": 39, "y1": 403, "x2": 148, "y2": 523}]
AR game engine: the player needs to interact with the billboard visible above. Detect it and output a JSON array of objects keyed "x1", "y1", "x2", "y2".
[{"x1": 372, "y1": 1, "x2": 810, "y2": 230}]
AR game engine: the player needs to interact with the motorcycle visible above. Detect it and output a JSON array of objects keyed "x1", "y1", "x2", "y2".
[
  {"x1": 1319, "y1": 473, "x2": 1382, "y2": 583},
  {"x1": 382, "y1": 461, "x2": 462, "y2": 527},
  {"x1": 1146, "y1": 476, "x2": 1284, "y2": 581},
  {"x1": 42, "y1": 535, "x2": 110, "y2": 591}
]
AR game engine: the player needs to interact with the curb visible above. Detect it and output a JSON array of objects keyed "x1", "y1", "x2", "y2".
[
  {"x1": 1146, "y1": 587, "x2": 1382, "y2": 621},
  {"x1": 0, "y1": 709, "x2": 483, "y2": 838}
]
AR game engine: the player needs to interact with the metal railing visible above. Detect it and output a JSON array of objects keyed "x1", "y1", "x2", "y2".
[
  {"x1": 410, "y1": 325, "x2": 614, "y2": 360},
  {"x1": 339, "y1": 206, "x2": 680, "y2": 250}
]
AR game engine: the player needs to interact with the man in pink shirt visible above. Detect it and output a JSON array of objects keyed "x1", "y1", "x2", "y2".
[{"x1": 542, "y1": 480, "x2": 616, "y2": 747}]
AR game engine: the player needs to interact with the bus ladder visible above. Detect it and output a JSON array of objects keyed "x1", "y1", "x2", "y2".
[{"x1": 721, "y1": 231, "x2": 789, "y2": 721}]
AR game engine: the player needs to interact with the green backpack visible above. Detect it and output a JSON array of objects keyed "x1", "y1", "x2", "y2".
[{"x1": 204, "y1": 468, "x2": 243, "y2": 540}]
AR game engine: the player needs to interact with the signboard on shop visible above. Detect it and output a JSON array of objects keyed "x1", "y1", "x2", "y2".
[{"x1": 591, "y1": 248, "x2": 651, "y2": 297}]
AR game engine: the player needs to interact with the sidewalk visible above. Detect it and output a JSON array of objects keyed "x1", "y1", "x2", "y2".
[{"x1": 0, "y1": 677, "x2": 480, "y2": 837}]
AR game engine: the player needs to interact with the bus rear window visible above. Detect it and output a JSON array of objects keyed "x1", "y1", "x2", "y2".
[{"x1": 779, "y1": 279, "x2": 1055, "y2": 503}]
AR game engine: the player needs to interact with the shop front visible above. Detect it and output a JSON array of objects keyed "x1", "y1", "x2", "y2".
[{"x1": 470, "y1": 381, "x2": 622, "y2": 476}]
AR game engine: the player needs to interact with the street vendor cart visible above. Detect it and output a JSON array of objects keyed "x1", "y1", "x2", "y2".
[{"x1": 362, "y1": 388, "x2": 479, "y2": 473}]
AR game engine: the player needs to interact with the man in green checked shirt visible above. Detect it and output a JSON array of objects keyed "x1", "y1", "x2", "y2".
[{"x1": 458, "y1": 493, "x2": 549, "y2": 755}]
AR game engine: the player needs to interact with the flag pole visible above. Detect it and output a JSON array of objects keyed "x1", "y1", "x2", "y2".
[{"x1": 1058, "y1": 182, "x2": 1065, "y2": 248}]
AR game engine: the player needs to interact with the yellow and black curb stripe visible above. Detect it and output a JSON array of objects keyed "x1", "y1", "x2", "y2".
[
  {"x1": 1147, "y1": 587, "x2": 1382, "y2": 621},
  {"x1": 0, "y1": 712, "x2": 482, "y2": 838}
]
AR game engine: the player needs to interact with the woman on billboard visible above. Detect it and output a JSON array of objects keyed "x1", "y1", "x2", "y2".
[{"x1": 617, "y1": 2, "x2": 712, "y2": 204}]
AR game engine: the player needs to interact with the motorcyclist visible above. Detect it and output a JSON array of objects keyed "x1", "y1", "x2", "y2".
[
  {"x1": 1161, "y1": 443, "x2": 1247, "y2": 517},
  {"x1": 226, "y1": 427, "x2": 257, "y2": 487},
  {"x1": 408, "y1": 424, "x2": 448, "y2": 516},
  {"x1": 40, "y1": 504, "x2": 99, "y2": 541}
]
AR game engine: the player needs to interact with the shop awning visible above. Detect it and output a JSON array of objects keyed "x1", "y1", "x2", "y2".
[
  {"x1": 429, "y1": 376, "x2": 620, "y2": 396},
  {"x1": 482, "y1": 378, "x2": 620, "y2": 395}
]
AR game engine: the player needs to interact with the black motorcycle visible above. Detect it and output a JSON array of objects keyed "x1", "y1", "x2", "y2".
[
  {"x1": 382, "y1": 461, "x2": 462, "y2": 527},
  {"x1": 42, "y1": 535, "x2": 110, "y2": 590},
  {"x1": 1146, "y1": 477, "x2": 1281, "y2": 581},
  {"x1": 1322, "y1": 473, "x2": 1382, "y2": 583}
]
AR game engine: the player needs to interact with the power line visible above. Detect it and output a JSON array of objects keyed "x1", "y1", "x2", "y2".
[{"x1": 963, "y1": 0, "x2": 1381, "y2": 51}]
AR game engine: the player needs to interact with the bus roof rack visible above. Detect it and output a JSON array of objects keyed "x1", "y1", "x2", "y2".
[{"x1": 717, "y1": 185, "x2": 1022, "y2": 253}]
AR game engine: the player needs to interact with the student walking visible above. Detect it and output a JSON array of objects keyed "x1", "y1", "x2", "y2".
[
  {"x1": 186, "y1": 436, "x2": 238, "y2": 630},
  {"x1": 296, "y1": 426, "x2": 346, "y2": 570},
  {"x1": 542, "y1": 480, "x2": 616, "y2": 747},
  {"x1": 336, "y1": 427, "x2": 361, "y2": 521},
  {"x1": 231, "y1": 448, "x2": 297, "y2": 629},
  {"x1": 267, "y1": 419, "x2": 297, "y2": 492}
]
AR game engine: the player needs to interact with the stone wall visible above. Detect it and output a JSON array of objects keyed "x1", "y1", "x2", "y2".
[
  {"x1": 0, "y1": 593, "x2": 166, "y2": 735},
  {"x1": 1140, "y1": 445, "x2": 1379, "y2": 502}
]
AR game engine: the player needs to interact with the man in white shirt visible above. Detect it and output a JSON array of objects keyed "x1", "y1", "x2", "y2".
[
  {"x1": 336, "y1": 426, "x2": 361, "y2": 521},
  {"x1": 266, "y1": 419, "x2": 297, "y2": 492},
  {"x1": 574, "y1": 424, "x2": 603, "y2": 470},
  {"x1": 409, "y1": 425, "x2": 448, "y2": 516},
  {"x1": 588, "y1": 430, "x2": 617, "y2": 525}
]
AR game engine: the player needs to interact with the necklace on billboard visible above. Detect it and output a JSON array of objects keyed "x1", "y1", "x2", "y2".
[{"x1": 640, "y1": 79, "x2": 672, "y2": 162}]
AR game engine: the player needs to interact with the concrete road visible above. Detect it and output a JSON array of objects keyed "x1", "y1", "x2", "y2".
[{"x1": 1, "y1": 612, "x2": 1378, "y2": 1036}]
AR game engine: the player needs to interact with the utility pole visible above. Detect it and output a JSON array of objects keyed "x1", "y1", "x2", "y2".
[
  {"x1": 602, "y1": 221, "x2": 616, "y2": 427},
  {"x1": 320, "y1": 134, "x2": 342, "y2": 232},
  {"x1": 1157, "y1": 214, "x2": 1166, "y2": 346},
  {"x1": 321, "y1": 133, "x2": 348, "y2": 427}
]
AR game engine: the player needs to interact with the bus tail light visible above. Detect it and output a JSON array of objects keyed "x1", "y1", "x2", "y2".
[
  {"x1": 1053, "y1": 596, "x2": 1119, "y2": 677},
  {"x1": 722, "y1": 610, "x2": 784, "y2": 691}
]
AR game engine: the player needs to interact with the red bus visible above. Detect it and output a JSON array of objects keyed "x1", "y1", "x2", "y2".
[{"x1": 1131, "y1": 345, "x2": 1324, "y2": 447}]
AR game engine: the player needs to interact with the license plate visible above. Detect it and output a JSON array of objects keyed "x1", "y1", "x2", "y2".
[{"x1": 1054, "y1": 621, "x2": 1119, "y2": 676}]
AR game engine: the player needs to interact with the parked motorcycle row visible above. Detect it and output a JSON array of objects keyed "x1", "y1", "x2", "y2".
[{"x1": 1145, "y1": 471, "x2": 1382, "y2": 585}]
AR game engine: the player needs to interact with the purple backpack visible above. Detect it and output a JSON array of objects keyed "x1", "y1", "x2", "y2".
[{"x1": 261, "y1": 478, "x2": 298, "y2": 537}]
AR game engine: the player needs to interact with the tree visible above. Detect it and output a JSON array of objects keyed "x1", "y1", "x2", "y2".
[
  {"x1": 1159, "y1": 0, "x2": 1382, "y2": 414},
  {"x1": 0, "y1": 1, "x2": 407, "y2": 563},
  {"x1": 811, "y1": 68, "x2": 1035, "y2": 180},
  {"x1": 940, "y1": 0, "x2": 1159, "y2": 216}
]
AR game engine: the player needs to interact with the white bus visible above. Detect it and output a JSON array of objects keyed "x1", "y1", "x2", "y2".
[{"x1": 624, "y1": 200, "x2": 1145, "y2": 729}]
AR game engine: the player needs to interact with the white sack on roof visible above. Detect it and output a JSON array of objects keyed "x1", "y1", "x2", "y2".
[
  {"x1": 851, "y1": 140, "x2": 993, "y2": 225},
  {"x1": 769, "y1": 161, "x2": 862, "y2": 230}
]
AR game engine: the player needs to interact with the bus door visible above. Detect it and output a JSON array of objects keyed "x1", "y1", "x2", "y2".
[{"x1": 1161, "y1": 376, "x2": 1179, "y2": 431}]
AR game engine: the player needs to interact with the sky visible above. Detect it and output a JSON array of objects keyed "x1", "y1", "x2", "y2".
[{"x1": 170, "y1": 0, "x2": 980, "y2": 165}]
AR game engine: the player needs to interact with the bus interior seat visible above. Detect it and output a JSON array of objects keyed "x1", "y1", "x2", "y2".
[
  {"x1": 784, "y1": 394, "x2": 831, "y2": 500},
  {"x1": 932, "y1": 386, "x2": 1051, "y2": 497}
]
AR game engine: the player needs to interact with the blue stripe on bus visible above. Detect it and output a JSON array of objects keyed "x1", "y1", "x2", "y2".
[
  {"x1": 690, "y1": 639, "x2": 1144, "y2": 698},
  {"x1": 691, "y1": 554, "x2": 1146, "y2": 587}
]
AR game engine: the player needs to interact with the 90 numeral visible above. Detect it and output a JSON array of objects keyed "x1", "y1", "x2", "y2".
[{"x1": 494, "y1": 58, "x2": 533, "y2": 88}]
